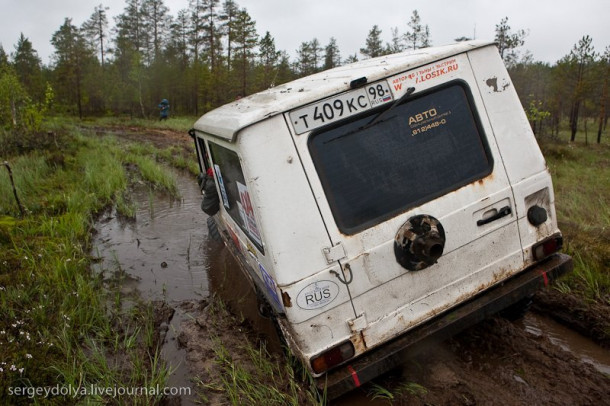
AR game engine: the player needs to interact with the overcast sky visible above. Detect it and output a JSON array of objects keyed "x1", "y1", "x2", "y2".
[{"x1": 1, "y1": 0, "x2": 608, "y2": 66}]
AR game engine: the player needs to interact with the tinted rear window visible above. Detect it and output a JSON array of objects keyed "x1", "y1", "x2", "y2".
[{"x1": 308, "y1": 82, "x2": 492, "y2": 234}]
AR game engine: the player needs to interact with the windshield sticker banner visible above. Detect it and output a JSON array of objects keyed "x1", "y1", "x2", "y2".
[
  {"x1": 237, "y1": 182, "x2": 263, "y2": 246},
  {"x1": 390, "y1": 58, "x2": 459, "y2": 92}
]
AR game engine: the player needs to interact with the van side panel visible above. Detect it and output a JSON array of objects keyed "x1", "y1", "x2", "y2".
[{"x1": 238, "y1": 116, "x2": 333, "y2": 286}]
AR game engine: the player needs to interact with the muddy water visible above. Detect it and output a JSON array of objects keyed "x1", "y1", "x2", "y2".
[
  {"x1": 92, "y1": 168, "x2": 209, "y2": 405},
  {"x1": 92, "y1": 174, "x2": 209, "y2": 301},
  {"x1": 523, "y1": 312, "x2": 610, "y2": 375}
]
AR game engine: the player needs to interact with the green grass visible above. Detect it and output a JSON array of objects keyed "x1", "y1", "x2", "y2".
[
  {"x1": 79, "y1": 115, "x2": 198, "y2": 133},
  {"x1": 196, "y1": 298, "x2": 322, "y2": 406},
  {"x1": 0, "y1": 126, "x2": 180, "y2": 404},
  {"x1": 541, "y1": 139, "x2": 610, "y2": 304}
]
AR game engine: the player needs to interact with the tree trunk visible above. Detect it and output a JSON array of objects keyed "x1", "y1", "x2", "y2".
[
  {"x1": 10, "y1": 98, "x2": 17, "y2": 128},
  {"x1": 598, "y1": 77, "x2": 607, "y2": 144},
  {"x1": 569, "y1": 101, "x2": 580, "y2": 142}
]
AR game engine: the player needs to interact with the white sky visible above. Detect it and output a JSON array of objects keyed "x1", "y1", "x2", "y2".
[{"x1": 1, "y1": 0, "x2": 608, "y2": 65}]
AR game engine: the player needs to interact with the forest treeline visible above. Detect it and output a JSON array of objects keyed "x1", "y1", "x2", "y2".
[{"x1": 0, "y1": 0, "x2": 608, "y2": 142}]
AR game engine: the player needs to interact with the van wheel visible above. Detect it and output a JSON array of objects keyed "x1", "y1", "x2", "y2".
[
  {"x1": 500, "y1": 295, "x2": 533, "y2": 321},
  {"x1": 206, "y1": 216, "x2": 221, "y2": 242}
]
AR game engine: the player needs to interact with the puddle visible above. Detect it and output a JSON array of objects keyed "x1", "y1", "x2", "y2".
[
  {"x1": 523, "y1": 312, "x2": 610, "y2": 375},
  {"x1": 92, "y1": 174, "x2": 209, "y2": 302},
  {"x1": 92, "y1": 168, "x2": 208, "y2": 405},
  {"x1": 92, "y1": 165, "x2": 281, "y2": 404}
]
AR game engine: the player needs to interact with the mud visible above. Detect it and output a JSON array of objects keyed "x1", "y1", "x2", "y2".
[
  {"x1": 89, "y1": 126, "x2": 194, "y2": 151},
  {"x1": 533, "y1": 289, "x2": 610, "y2": 349},
  {"x1": 360, "y1": 315, "x2": 610, "y2": 406},
  {"x1": 92, "y1": 128, "x2": 610, "y2": 405}
]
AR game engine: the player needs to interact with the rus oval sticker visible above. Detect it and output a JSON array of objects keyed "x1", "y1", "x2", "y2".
[{"x1": 296, "y1": 280, "x2": 340, "y2": 310}]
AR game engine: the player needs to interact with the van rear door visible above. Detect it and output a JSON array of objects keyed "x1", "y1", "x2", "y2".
[{"x1": 288, "y1": 50, "x2": 526, "y2": 350}]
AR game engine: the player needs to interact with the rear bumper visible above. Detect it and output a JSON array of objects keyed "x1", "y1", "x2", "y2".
[{"x1": 319, "y1": 253, "x2": 573, "y2": 399}]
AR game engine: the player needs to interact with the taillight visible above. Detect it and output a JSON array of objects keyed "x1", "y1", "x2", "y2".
[
  {"x1": 311, "y1": 341, "x2": 355, "y2": 374},
  {"x1": 532, "y1": 234, "x2": 563, "y2": 261}
]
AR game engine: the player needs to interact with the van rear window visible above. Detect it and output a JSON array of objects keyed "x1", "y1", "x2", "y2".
[{"x1": 308, "y1": 82, "x2": 492, "y2": 234}]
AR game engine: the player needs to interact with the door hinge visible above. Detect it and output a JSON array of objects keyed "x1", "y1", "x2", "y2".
[
  {"x1": 322, "y1": 242, "x2": 346, "y2": 264},
  {"x1": 348, "y1": 313, "x2": 367, "y2": 333}
]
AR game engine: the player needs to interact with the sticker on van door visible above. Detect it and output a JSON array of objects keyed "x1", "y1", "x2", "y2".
[
  {"x1": 389, "y1": 57, "x2": 460, "y2": 91},
  {"x1": 214, "y1": 164, "x2": 230, "y2": 209},
  {"x1": 259, "y1": 263, "x2": 282, "y2": 308},
  {"x1": 237, "y1": 181, "x2": 263, "y2": 246},
  {"x1": 296, "y1": 280, "x2": 340, "y2": 310}
]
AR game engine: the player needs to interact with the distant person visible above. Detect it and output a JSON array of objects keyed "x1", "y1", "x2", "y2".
[{"x1": 158, "y1": 99, "x2": 170, "y2": 121}]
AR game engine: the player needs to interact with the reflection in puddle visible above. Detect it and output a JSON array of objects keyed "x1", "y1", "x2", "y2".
[
  {"x1": 92, "y1": 172, "x2": 209, "y2": 302},
  {"x1": 523, "y1": 312, "x2": 610, "y2": 375}
]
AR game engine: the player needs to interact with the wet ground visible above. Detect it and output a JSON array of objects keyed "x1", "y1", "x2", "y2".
[{"x1": 91, "y1": 129, "x2": 610, "y2": 405}]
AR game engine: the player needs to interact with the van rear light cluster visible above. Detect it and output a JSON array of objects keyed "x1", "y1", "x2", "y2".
[
  {"x1": 311, "y1": 341, "x2": 355, "y2": 374},
  {"x1": 532, "y1": 234, "x2": 563, "y2": 261}
]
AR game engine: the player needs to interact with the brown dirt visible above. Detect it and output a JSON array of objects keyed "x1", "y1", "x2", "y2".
[
  {"x1": 343, "y1": 315, "x2": 610, "y2": 405},
  {"x1": 90, "y1": 126, "x2": 193, "y2": 150},
  {"x1": 533, "y1": 289, "x2": 610, "y2": 349}
]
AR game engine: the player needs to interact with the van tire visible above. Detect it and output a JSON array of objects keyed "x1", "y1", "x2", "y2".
[
  {"x1": 206, "y1": 216, "x2": 222, "y2": 242},
  {"x1": 500, "y1": 295, "x2": 533, "y2": 321}
]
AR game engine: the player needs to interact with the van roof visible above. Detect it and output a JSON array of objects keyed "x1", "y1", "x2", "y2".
[{"x1": 193, "y1": 40, "x2": 495, "y2": 141}]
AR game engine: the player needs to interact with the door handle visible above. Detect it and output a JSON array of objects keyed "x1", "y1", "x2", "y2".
[{"x1": 477, "y1": 206, "x2": 511, "y2": 226}]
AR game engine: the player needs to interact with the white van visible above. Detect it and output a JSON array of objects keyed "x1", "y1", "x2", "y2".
[{"x1": 190, "y1": 40, "x2": 572, "y2": 398}]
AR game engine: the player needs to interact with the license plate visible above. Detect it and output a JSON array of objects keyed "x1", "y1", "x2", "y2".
[{"x1": 289, "y1": 81, "x2": 394, "y2": 134}]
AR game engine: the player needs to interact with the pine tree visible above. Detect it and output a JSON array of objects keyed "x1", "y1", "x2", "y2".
[
  {"x1": 219, "y1": 0, "x2": 239, "y2": 72},
  {"x1": 51, "y1": 18, "x2": 94, "y2": 118},
  {"x1": 258, "y1": 31, "x2": 279, "y2": 88},
  {"x1": 310, "y1": 38, "x2": 322, "y2": 72},
  {"x1": 232, "y1": 8, "x2": 258, "y2": 97},
  {"x1": 494, "y1": 17, "x2": 527, "y2": 67},
  {"x1": 141, "y1": 0, "x2": 170, "y2": 62},
  {"x1": 565, "y1": 35, "x2": 597, "y2": 142},
  {"x1": 82, "y1": 4, "x2": 110, "y2": 68},
  {"x1": 597, "y1": 46, "x2": 609, "y2": 144},
  {"x1": 115, "y1": 0, "x2": 145, "y2": 53},
  {"x1": 12, "y1": 33, "x2": 44, "y2": 102},
  {"x1": 0, "y1": 45, "x2": 9, "y2": 70},
  {"x1": 323, "y1": 37, "x2": 341, "y2": 70},
  {"x1": 114, "y1": 0, "x2": 148, "y2": 116},
  {"x1": 344, "y1": 53, "x2": 358, "y2": 64},
  {"x1": 404, "y1": 10, "x2": 431, "y2": 50},
  {"x1": 360, "y1": 25, "x2": 384, "y2": 58},
  {"x1": 386, "y1": 27, "x2": 404, "y2": 54},
  {"x1": 296, "y1": 41, "x2": 315, "y2": 76},
  {"x1": 192, "y1": 0, "x2": 221, "y2": 70}
]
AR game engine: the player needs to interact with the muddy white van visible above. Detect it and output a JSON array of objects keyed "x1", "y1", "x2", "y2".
[{"x1": 190, "y1": 40, "x2": 572, "y2": 398}]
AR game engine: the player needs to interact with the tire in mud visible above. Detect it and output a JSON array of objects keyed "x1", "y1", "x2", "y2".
[{"x1": 206, "y1": 216, "x2": 222, "y2": 242}]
